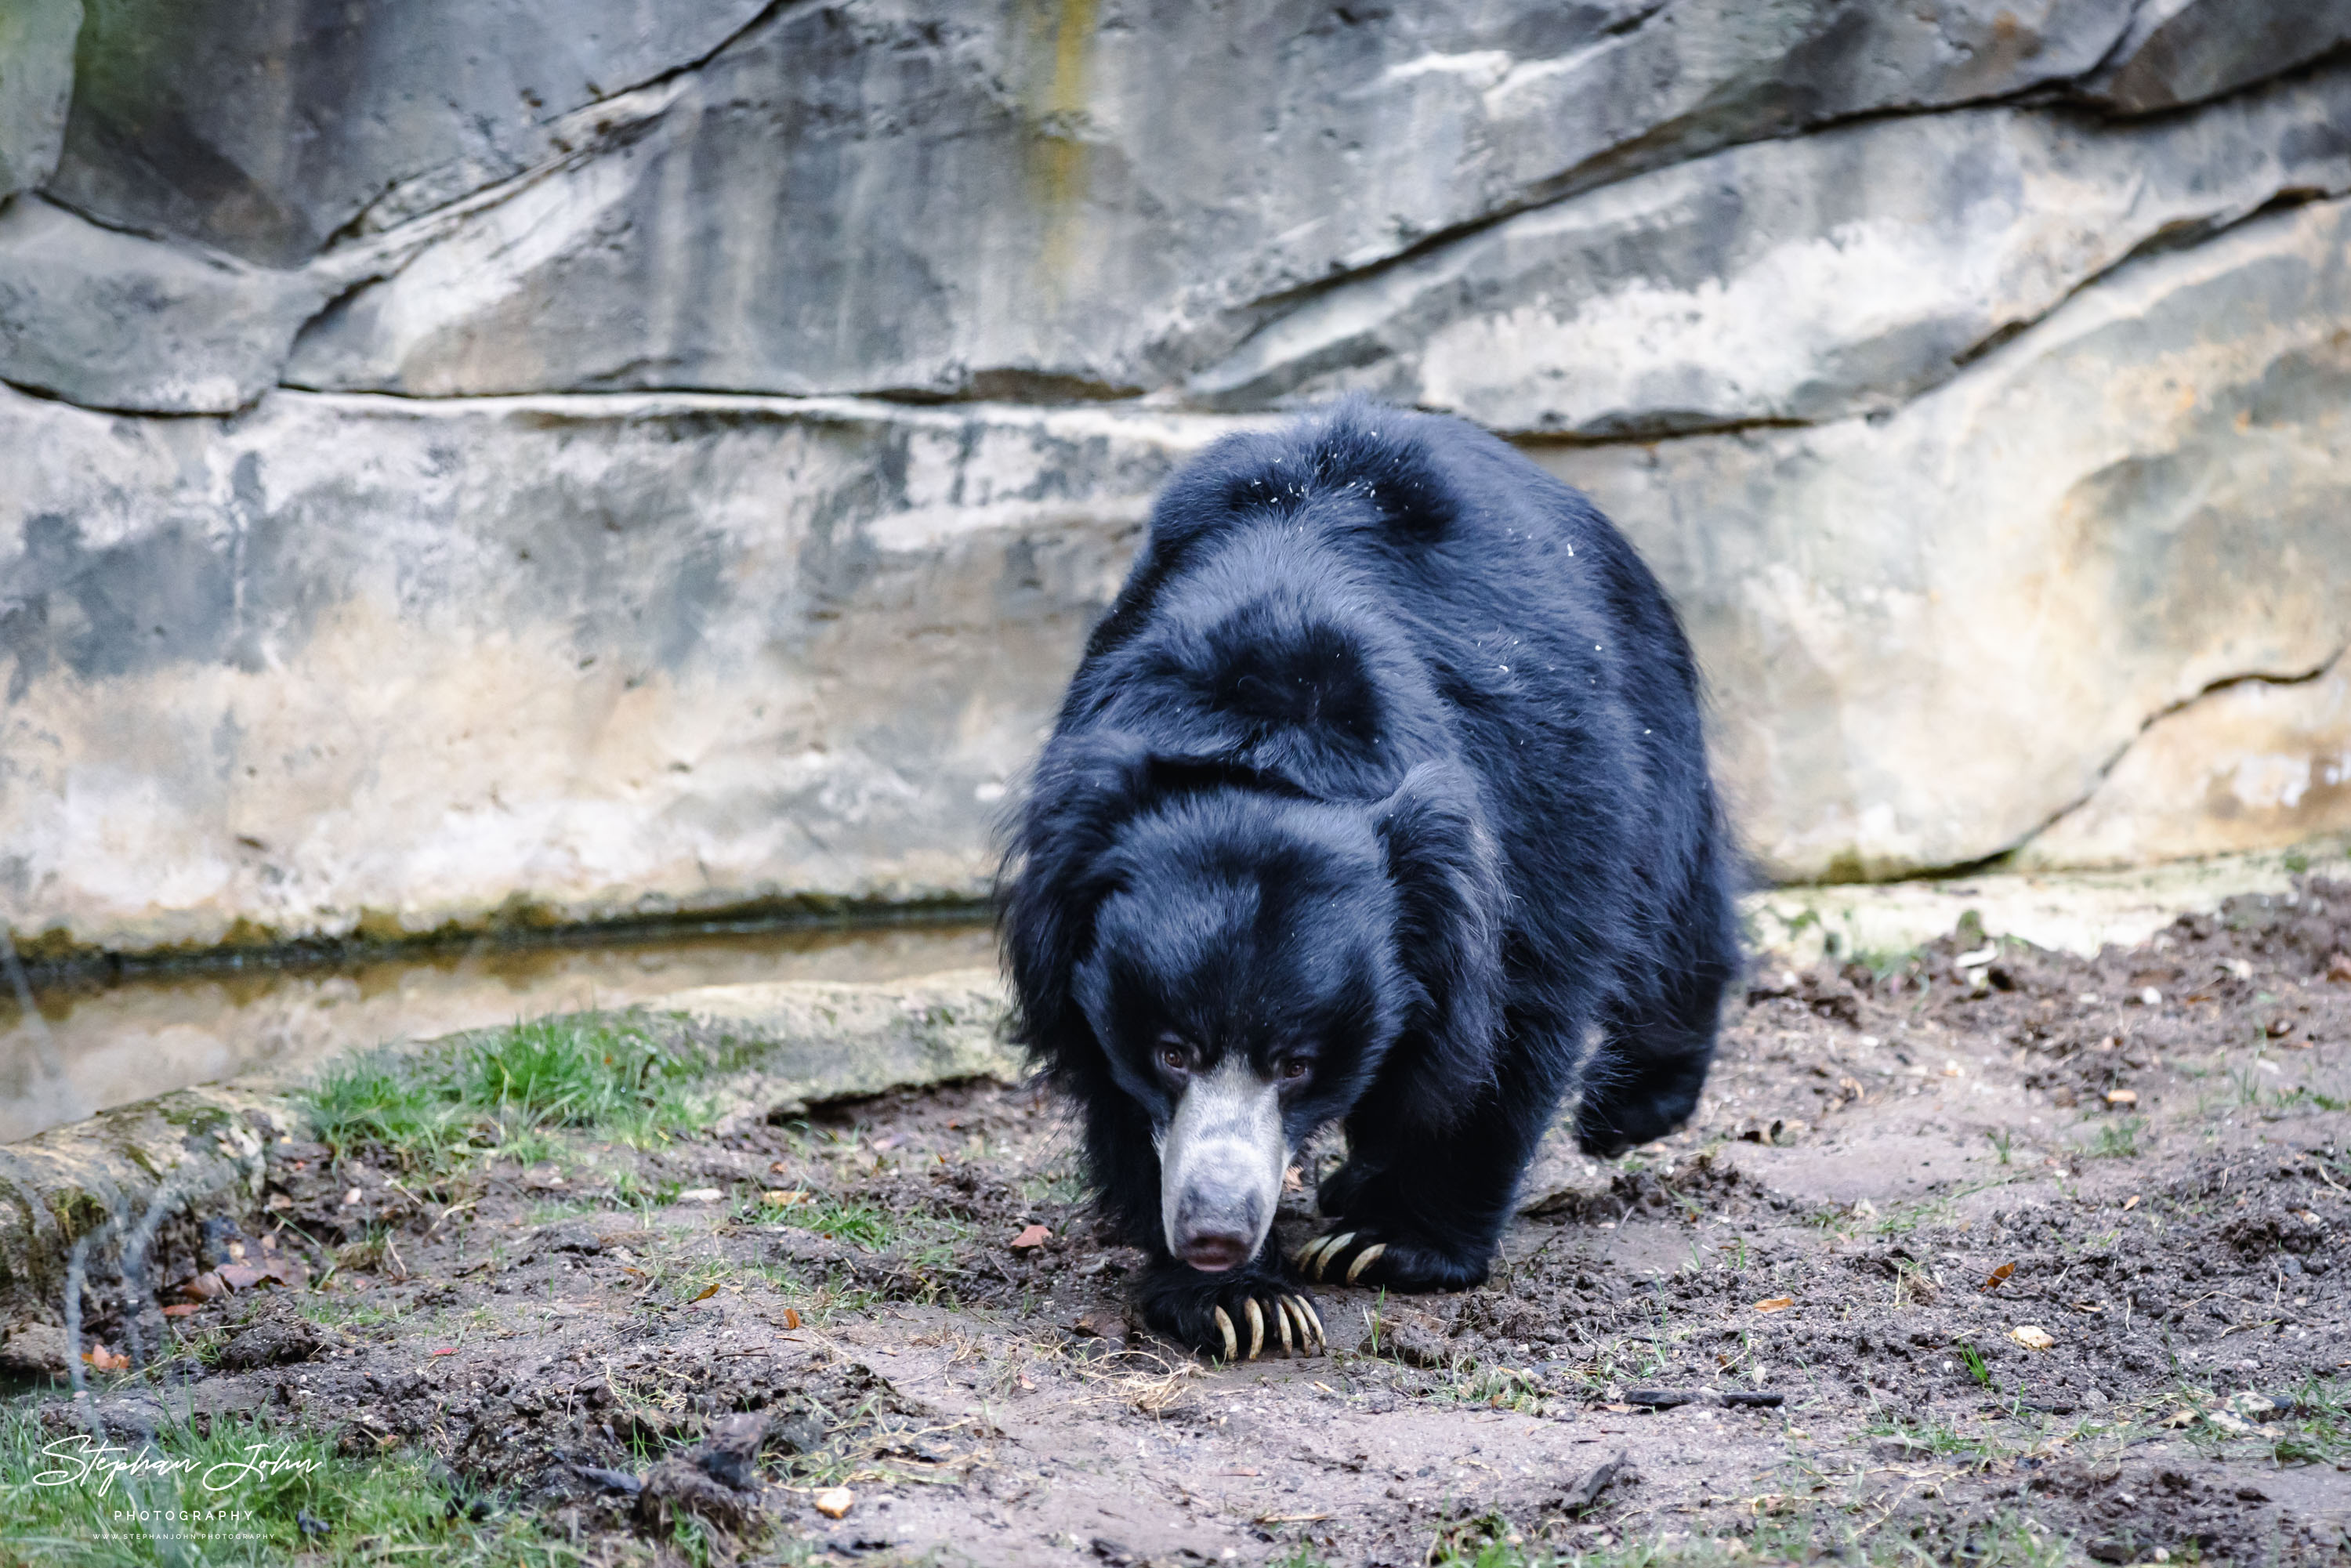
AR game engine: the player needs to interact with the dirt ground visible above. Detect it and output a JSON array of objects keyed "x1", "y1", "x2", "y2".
[{"x1": 23, "y1": 881, "x2": 2351, "y2": 1566}]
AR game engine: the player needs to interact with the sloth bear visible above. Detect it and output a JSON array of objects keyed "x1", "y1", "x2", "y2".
[{"x1": 1001, "y1": 400, "x2": 1738, "y2": 1360}]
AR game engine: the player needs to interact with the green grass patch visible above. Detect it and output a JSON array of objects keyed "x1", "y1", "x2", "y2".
[
  {"x1": 0, "y1": 1408, "x2": 575, "y2": 1566},
  {"x1": 792, "y1": 1197, "x2": 897, "y2": 1251},
  {"x1": 2271, "y1": 1375, "x2": 2348, "y2": 1467},
  {"x1": 2087, "y1": 1116, "x2": 2143, "y2": 1160},
  {"x1": 299, "y1": 1012, "x2": 730, "y2": 1173}
]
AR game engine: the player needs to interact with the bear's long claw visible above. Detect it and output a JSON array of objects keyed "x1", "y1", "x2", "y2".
[
  {"x1": 1291, "y1": 1295, "x2": 1326, "y2": 1349},
  {"x1": 1284, "y1": 1296, "x2": 1317, "y2": 1354},
  {"x1": 1345, "y1": 1241, "x2": 1387, "y2": 1284},
  {"x1": 1244, "y1": 1297, "x2": 1266, "y2": 1360},
  {"x1": 1273, "y1": 1295, "x2": 1295, "y2": 1356},
  {"x1": 1309, "y1": 1232, "x2": 1355, "y2": 1280},
  {"x1": 1212, "y1": 1305, "x2": 1237, "y2": 1361}
]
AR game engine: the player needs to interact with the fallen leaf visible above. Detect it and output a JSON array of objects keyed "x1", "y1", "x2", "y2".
[
  {"x1": 82, "y1": 1343, "x2": 129, "y2": 1372},
  {"x1": 2103, "y1": 1089, "x2": 2138, "y2": 1106},
  {"x1": 2122, "y1": 1195, "x2": 2140, "y2": 1211},
  {"x1": 179, "y1": 1271, "x2": 227, "y2": 1302},
  {"x1": 690, "y1": 1283, "x2": 721, "y2": 1305},
  {"x1": 1011, "y1": 1223, "x2": 1052, "y2": 1250},
  {"x1": 161, "y1": 1304, "x2": 200, "y2": 1318},
  {"x1": 1752, "y1": 1297, "x2": 1795, "y2": 1313},
  {"x1": 2326, "y1": 951, "x2": 2351, "y2": 983},
  {"x1": 431, "y1": 1347, "x2": 458, "y2": 1356},
  {"x1": 781, "y1": 1308, "x2": 802, "y2": 1330},
  {"x1": 761, "y1": 1190, "x2": 807, "y2": 1208},
  {"x1": 1071, "y1": 1308, "x2": 1128, "y2": 1343},
  {"x1": 2161, "y1": 1408, "x2": 2197, "y2": 1428},
  {"x1": 1980, "y1": 1263, "x2": 2016, "y2": 1291},
  {"x1": 216, "y1": 1262, "x2": 278, "y2": 1291},
  {"x1": 2009, "y1": 1325, "x2": 2055, "y2": 1350},
  {"x1": 813, "y1": 1487, "x2": 855, "y2": 1519}
]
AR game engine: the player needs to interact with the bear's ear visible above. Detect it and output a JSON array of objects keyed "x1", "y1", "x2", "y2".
[
  {"x1": 999, "y1": 730, "x2": 1157, "y2": 1071},
  {"x1": 1374, "y1": 759, "x2": 1506, "y2": 1107}
]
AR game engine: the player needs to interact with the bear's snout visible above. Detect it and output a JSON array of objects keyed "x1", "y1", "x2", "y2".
[
  {"x1": 1170, "y1": 1191, "x2": 1265, "y2": 1272},
  {"x1": 1159, "y1": 1056, "x2": 1285, "y2": 1270}
]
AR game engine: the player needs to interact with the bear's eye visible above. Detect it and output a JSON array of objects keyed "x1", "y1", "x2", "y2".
[
  {"x1": 1281, "y1": 1057, "x2": 1311, "y2": 1081},
  {"x1": 1157, "y1": 1037, "x2": 1189, "y2": 1074}
]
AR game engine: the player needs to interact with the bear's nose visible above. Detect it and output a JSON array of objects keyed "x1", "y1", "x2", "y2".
[{"x1": 1176, "y1": 1228, "x2": 1252, "y2": 1272}]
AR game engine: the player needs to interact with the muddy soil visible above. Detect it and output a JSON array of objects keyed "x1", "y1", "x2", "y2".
[{"x1": 24, "y1": 883, "x2": 2351, "y2": 1566}]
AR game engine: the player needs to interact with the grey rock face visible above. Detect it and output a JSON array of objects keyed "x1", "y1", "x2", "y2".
[
  {"x1": 2080, "y1": 0, "x2": 2351, "y2": 115},
  {"x1": 1189, "y1": 66, "x2": 2351, "y2": 433},
  {"x1": 0, "y1": 0, "x2": 2346, "y2": 953},
  {"x1": 43, "y1": 0, "x2": 770, "y2": 266},
  {"x1": 1535, "y1": 195, "x2": 2351, "y2": 879},
  {"x1": 2019, "y1": 650, "x2": 2351, "y2": 871},
  {"x1": 0, "y1": 0, "x2": 78, "y2": 199},
  {"x1": 0, "y1": 196, "x2": 329, "y2": 411},
  {"x1": 281, "y1": 0, "x2": 2148, "y2": 402},
  {"x1": 0, "y1": 389, "x2": 1242, "y2": 951}
]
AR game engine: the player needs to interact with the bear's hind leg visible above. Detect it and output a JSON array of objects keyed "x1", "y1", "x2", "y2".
[{"x1": 1574, "y1": 904, "x2": 1737, "y2": 1157}]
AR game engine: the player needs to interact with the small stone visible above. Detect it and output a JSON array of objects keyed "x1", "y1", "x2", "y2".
[
  {"x1": 2010, "y1": 1325, "x2": 2056, "y2": 1350},
  {"x1": 678, "y1": 1188, "x2": 723, "y2": 1203},
  {"x1": 0, "y1": 1324, "x2": 72, "y2": 1377},
  {"x1": 216, "y1": 1317, "x2": 324, "y2": 1371},
  {"x1": 813, "y1": 1486, "x2": 855, "y2": 1519},
  {"x1": 2138, "y1": 987, "x2": 2163, "y2": 1007},
  {"x1": 770, "y1": 1410, "x2": 828, "y2": 1455},
  {"x1": 691, "y1": 1411, "x2": 769, "y2": 1492}
]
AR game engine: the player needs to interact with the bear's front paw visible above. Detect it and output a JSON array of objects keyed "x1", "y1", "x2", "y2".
[
  {"x1": 1142, "y1": 1269, "x2": 1324, "y2": 1362},
  {"x1": 1293, "y1": 1229, "x2": 1389, "y2": 1285},
  {"x1": 1292, "y1": 1228, "x2": 1487, "y2": 1292}
]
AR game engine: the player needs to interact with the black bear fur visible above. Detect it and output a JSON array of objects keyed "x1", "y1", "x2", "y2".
[{"x1": 999, "y1": 400, "x2": 1740, "y2": 1355}]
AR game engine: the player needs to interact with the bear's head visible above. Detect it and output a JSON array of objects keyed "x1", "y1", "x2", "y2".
[{"x1": 1004, "y1": 733, "x2": 1504, "y2": 1272}]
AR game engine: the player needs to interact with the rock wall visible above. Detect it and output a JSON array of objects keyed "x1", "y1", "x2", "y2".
[{"x1": 2, "y1": 1, "x2": 2348, "y2": 954}]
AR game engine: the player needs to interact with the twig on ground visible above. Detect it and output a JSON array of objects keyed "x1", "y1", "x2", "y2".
[{"x1": 1619, "y1": 1388, "x2": 1784, "y2": 1409}]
